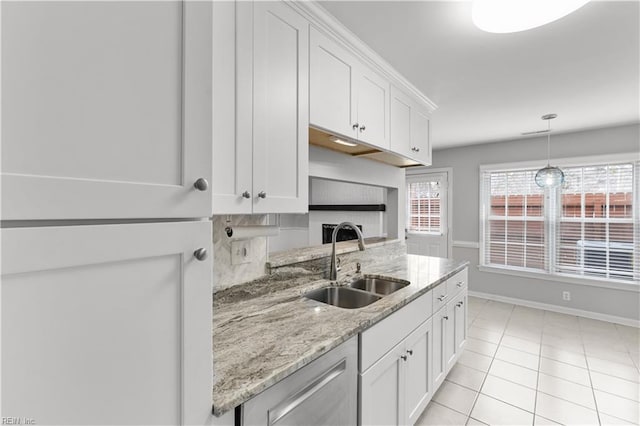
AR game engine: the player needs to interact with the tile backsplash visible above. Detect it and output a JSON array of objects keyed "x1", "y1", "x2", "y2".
[{"x1": 213, "y1": 215, "x2": 268, "y2": 290}]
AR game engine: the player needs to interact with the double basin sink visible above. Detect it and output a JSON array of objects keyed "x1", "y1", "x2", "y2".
[{"x1": 305, "y1": 277, "x2": 409, "y2": 309}]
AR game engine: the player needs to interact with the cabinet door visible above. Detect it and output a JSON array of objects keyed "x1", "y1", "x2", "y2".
[
  {"x1": 252, "y1": 1, "x2": 309, "y2": 214},
  {"x1": 432, "y1": 307, "x2": 447, "y2": 390},
  {"x1": 360, "y1": 344, "x2": 406, "y2": 426},
  {"x1": 1, "y1": 222, "x2": 212, "y2": 425},
  {"x1": 454, "y1": 292, "x2": 468, "y2": 355},
  {"x1": 1, "y1": 2, "x2": 213, "y2": 220},
  {"x1": 309, "y1": 27, "x2": 358, "y2": 139},
  {"x1": 213, "y1": 0, "x2": 253, "y2": 214},
  {"x1": 444, "y1": 302, "x2": 457, "y2": 372},
  {"x1": 404, "y1": 318, "x2": 433, "y2": 426},
  {"x1": 356, "y1": 67, "x2": 390, "y2": 149},
  {"x1": 411, "y1": 106, "x2": 432, "y2": 166},
  {"x1": 389, "y1": 86, "x2": 412, "y2": 158}
]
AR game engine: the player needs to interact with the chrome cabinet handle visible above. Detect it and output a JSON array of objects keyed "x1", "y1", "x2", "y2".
[
  {"x1": 193, "y1": 178, "x2": 209, "y2": 191},
  {"x1": 438, "y1": 294, "x2": 447, "y2": 301},
  {"x1": 456, "y1": 281, "x2": 463, "y2": 287},
  {"x1": 411, "y1": 147, "x2": 420, "y2": 152},
  {"x1": 257, "y1": 191, "x2": 267, "y2": 199},
  {"x1": 456, "y1": 301, "x2": 464, "y2": 308},
  {"x1": 400, "y1": 355, "x2": 408, "y2": 361},
  {"x1": 193, "y1": 248, "x2": 208, "y2": 261},
  {"x1": 443, "y1": 315, "x2": 449, "y2": 321},
  {"x1": 352, "y1": 123, "x2": 359, "y2": 130},
  {"x1": 242, "y1": 191, "x2": 251, "y2": 199},
  {"x1": 407, "y1": 349, "x2": 413, "y2": 356},
  {"x1": 359, "y1": 125, "x2": 366, "y2": 132}
]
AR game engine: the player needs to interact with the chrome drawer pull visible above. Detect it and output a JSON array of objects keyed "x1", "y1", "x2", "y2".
[
  {"x1": 268, "y1": 359, "x2": 346, "y2": 425},
  {"x1": 438, "y1": 294, "x2": 447, "y2": 301},
  {"x1": 456, "y1": 281, "x2": 463, "y2": 287}
]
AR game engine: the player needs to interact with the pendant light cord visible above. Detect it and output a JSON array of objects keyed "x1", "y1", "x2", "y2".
[{"x1": 546, "y1": 119, "x2": 551, "y2": 166}]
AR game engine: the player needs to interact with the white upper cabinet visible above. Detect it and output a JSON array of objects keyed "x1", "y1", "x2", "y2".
[
  {"x1": 1, "y1": 1, "x2": 213, "y2": 220},
  {"x1": 356, "y1": 68, "x2": 390, "y2": 148},
  {"x1": 309, "y1": 27, "x2": 389, "y2": 150},
  {"x1": 213, "y1": 1, "x2": 309, "y2": 214},
  {"x1": 309, "y1": 27, "x2": 358, "y2": 140},
  {"x1": 390, "y1": 86, "x2": 432, "y2": 166}
]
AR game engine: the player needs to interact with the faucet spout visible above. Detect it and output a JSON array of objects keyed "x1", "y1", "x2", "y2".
[{"x1": 329, "y1": 221, "x2": 366, "y2": 281}]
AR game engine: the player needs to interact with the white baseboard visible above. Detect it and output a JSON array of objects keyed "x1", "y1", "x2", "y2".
[{"x1": 468, "y1": 290, "x2": 640, "y2": 328}]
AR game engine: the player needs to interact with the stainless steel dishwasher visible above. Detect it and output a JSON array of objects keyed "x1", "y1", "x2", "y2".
[{"x1": 241, "y1": 336, "x2": 358, "y2": 426}]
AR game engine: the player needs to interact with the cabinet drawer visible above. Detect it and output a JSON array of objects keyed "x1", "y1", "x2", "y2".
[
  {"x1": 447, "y1": 268, "x2": 468, "y2": 298},
  {"x1": 432, "y1": 281, "x2": 449, "y2": 313},
  {"x1": 360, "y1": 290, "x2": 432, "y2": 373}
]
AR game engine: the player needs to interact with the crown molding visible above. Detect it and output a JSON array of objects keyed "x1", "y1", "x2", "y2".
[{"x1": 286, "y1": 0, "x2": 438, "y2": 112}]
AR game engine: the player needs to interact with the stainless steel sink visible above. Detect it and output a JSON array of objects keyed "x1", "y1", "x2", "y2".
[
  {"x1": 304, "y1": 286, "x2": 382, "y2": 309},
  {"x1": 349, "y1": 277, "x2": 409, "y2": 295}
]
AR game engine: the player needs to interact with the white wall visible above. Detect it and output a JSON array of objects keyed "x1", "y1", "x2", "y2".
[
  {"x1": 308, "y1": 146, "x2": 406, "y2": 240},
  {"x1": 427, "y1": 124, "x2": 640, "y2": 323}
]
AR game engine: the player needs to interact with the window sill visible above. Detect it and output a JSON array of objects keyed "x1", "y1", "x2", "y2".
[{"x1": 477, "y1": 265, "x2": 640, "y2": 292}]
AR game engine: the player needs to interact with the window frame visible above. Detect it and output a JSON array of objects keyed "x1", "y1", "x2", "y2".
[{"x1": 479, "y1": 153, "x2": 640, "y2": 292}]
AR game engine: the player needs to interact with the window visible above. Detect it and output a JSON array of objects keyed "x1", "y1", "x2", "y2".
[
  {"x1": 407, "y1": 174, "x2": 445, "y2": 234},
  {"x1": 480, "y1": 156, "x2": 639, "y2": 284}
]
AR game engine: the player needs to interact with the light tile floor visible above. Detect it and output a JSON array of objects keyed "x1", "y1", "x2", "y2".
[{"x1": 416, "y1": 296, "x2": 640, "y2": 426}]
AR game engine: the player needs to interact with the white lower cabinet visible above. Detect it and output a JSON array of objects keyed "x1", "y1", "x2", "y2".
[
  {"x1": 360, "y1": 318, "x2": 433, "y2": 426},
  {"x1": 360, "y1": 342, "x2": 406, "y2": 426},
  {"x1": 432, "y1": 306, "x2": 448, "y2": 391},
  {"x1": 360, "y1": 268, "x2": 468, "y2": 426},
  {"x1": 454, "y1": 292, "x2": 468, "y2": 354},
  {"x1": 1, "y1": 221, "x2": 212, "y2": 426}
]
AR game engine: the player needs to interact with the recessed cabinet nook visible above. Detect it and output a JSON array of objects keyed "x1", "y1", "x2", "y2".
[{"x1": 1, "y1": 1, "x2": 453, "y2": 426}]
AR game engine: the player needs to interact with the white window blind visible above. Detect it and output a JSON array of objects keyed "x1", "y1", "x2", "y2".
[
  {"x1": 482, "y1": 169, "x2": 546, "y2": 272},
  {"x1": 481, "y1": 157, "x2": 639, "y2": 284},
  {"x1": 407, "y1": 175, "x2": 443, "y2": 234},
  {"x1": 556, "y1": 163, "x2": 636, "y2": 280}
]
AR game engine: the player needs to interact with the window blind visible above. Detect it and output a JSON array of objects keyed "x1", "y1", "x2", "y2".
[
  {"x1": 482, "y1": 169, "x2": 546, "y2": 272},
  {"x1": 556, "y1": 162, "x2": 636, "y2": 280},
  {"x1": 407, "y1": 177, "x2": 442, "y2": 234},
  {"x1": 480, "y1": 158, "x2": 639, "y2": 284}
]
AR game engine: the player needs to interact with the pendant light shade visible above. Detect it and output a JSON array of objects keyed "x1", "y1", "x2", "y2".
[
  {"x1": 535, "y1": 114, "x2": 564, "y2": 189},
  {"x1": 535, "y1": 165, "x2": 565, "y2": 187}
]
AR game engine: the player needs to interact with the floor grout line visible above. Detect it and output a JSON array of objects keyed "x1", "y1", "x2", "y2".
[{"x1": 465, "y1": 301, "x2": 516, "y2": 425}]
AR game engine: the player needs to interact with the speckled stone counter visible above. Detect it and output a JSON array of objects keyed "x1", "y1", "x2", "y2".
[{"x1": 212, "y1": 241, "x2": 468, "y2": 416}]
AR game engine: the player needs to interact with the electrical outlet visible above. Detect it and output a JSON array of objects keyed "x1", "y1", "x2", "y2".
[
  {"x1": 562, "y1": 291, "x2": 571, "y2": 301},
  {"x1": 231, "y1": 240, "x2": 252, "y2": 265}
]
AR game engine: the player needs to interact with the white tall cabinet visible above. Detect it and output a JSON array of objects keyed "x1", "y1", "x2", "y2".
[
  {"x1": 212, "y1": 1, "x2": 309, "y2": 214},
  {"x1": 1, "y1": 2, "x2": 214, "y2": 425},
  {"x1": 1, "y1": 1, "x2": 213, "y2": 220}
]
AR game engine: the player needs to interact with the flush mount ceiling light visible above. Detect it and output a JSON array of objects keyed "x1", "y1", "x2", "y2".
[
  {"x1": 472, "y1": 0, "x2": 590, "y2": 33},
  {"x1": 535, "y1": 114, "x2": 565, "y2": 188},
  {"x1": 329, "y1": 136, "x2": 358, "y2": 147}
]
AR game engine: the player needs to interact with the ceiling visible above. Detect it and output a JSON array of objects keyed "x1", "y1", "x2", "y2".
[{"x1": 319, "y1": 1, "x2": 640, "y2": 149}]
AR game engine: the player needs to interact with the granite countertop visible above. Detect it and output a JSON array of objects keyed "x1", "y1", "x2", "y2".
[{"x1": 212, "y1": 252, "x2": 469, "y2": 416}]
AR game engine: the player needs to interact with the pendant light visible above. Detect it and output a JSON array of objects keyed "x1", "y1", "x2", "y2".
[{"x1": 535, "y1": 114, "x2": 565, "y2": 188}]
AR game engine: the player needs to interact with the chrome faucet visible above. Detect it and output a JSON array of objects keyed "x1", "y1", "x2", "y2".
[{"x1": 329, "y1": 222, "x2": 366, "y2": 281}]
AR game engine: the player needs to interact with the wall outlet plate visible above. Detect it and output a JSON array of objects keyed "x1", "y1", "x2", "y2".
[
  {"x1": 562, "y1": 291, "x2": 571, "y2": 301},
  {"x1": 231, "y1": 240, "x2": 252, "y2": 265}
]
